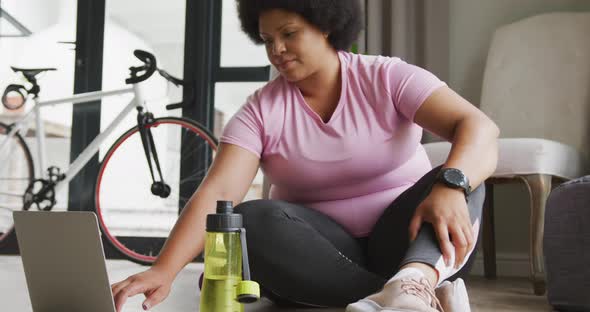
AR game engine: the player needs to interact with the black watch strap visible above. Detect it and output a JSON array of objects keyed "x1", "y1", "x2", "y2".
[{"x1": 436, "y1": 168, "x2": 471, "y2": 200}]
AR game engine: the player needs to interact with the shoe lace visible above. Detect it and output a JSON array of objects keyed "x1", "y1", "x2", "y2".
[{"x1": 401, "y1": 277, "x2": 444, "y2": 312}]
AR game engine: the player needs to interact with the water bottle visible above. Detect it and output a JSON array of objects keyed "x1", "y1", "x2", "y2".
[{"x1": 199, "y1": 200, "x2": 260, "y2": 312}]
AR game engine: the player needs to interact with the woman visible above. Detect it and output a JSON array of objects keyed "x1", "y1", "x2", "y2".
[{"x1": 111, "y1": 0, "x2": 499, "y2": 311}]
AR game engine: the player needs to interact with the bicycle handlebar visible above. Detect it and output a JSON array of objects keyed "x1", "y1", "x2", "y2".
[
  {"x1": 158, "y1": 69, "x2": 185, "y2": 87},
  {"x1": 3, "y1": 49, "x2": 190, "y2": 110},
  {"x1": 165, "y1": 102, "x2": 184, "y2": 110},
  {"x1": 125, "y1": 49, "x2": 190, "y2": 110},
  {"x1": 125, "y1": 50, "x2": 187, "y2": 91},
  {"x1": 125, "y1": 50, "x2": 157, "y2": 84}
]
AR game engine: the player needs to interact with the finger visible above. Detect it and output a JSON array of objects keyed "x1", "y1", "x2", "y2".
[
  {"x1": 143, "y1": 286, "x2": 169, "y2": 310},
  {"x1": 461, "y1": 225, "x2": 476, "y2": 265},
  {"x1": 449, "y1": 224, "x2": 468, "y2": 269},
  {"x1": 114, "y1": 291, "x2": 128, "y2": 312},
  {"x1": 463, "y1": 207, "x2": 472, "y2": 224},
  {"x1": 463, "y1": 220, "x2": 476, "y2": 252},
  {"x1": 408, "y1": 215, "x2": 423, "y2": 241},
  {"x1": 111, "y1": 279, "x2": 132, "y2": 299},
  {"x1": 114, "y1": 282, "x2": 148, "y2": 312},
  {"x1": 459, "y1": 203, "x2": 474, "y2": 238},
  {"x1": 434, "y1": 222, "x2": 453, "y2": 267}
]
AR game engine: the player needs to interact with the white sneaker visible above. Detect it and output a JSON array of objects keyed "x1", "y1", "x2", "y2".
[
  {"x1": 346, "y1": 276, "x2": 443, "y2": 312},
  {"x1": 434, "y1": 278, "x2": 471, "y2": 312}
]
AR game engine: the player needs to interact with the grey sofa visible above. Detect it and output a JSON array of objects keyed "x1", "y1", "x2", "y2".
[{"x1": 544, "y1": 175, "x2": 590, "y2": 311}]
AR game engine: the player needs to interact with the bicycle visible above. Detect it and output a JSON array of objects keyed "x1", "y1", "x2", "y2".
[{"x1": 0, "y1": 50, "x2": 218, "y2": 265}]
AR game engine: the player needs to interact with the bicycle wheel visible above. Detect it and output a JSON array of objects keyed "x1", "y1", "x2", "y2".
[
  {"x1": 0, "y1": 122, "x2": 35, "y2": 245},
  {"x1": 95, "y1": 117, "x2": 217, "y2": 265}
]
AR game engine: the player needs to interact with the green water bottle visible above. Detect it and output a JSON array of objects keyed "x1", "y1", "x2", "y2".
[{"x1": 199, "y1": 200, "x2": 260, "y2": 312}]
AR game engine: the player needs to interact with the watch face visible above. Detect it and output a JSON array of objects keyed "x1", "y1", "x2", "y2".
[{"x1": 443, "y1": 169, "x2": 466, "y2": 187}]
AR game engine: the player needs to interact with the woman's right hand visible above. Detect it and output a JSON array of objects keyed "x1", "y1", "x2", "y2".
[
  {"x1": 109, "y1": 143, "x2": 259, "y2": 311},
  {"x1": 111, "y1": 266, "x2": 174, "y2": 312}
]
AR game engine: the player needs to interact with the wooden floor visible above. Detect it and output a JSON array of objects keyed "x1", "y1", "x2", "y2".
[
  {"x1": 247, "y1": 276, "x2": 553, "y2": 312},
  {"x1": 466, "y1": 276, "x2": 552, "y2": 312},
  {"x1": 1, "y1": 255, "x2": 553, "y2": 311}
]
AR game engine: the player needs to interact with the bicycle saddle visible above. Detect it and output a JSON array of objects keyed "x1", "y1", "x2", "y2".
[{"x1": 11, "y1": 66, "x2": 57, "y2": 79}]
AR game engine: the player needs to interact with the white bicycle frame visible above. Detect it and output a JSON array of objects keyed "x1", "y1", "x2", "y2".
[{"x1": 0, "y1": 83, "x2": 147, "y2": 196}]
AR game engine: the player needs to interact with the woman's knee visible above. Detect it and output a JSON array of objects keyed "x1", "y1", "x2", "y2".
[
  {"x1": 235, "y1": 199, "x2": 268, "y2": 214},
  {"x1": 234, "y1": 199, "x2": 283, "y2": 217},
  {"x1": 467, "y1": 183, "x2": 486, "y2": 221},
  {"x1": 470, "y1": 183, "x2": 486, "y2": 203},
  {"x1": 234, "y1": 199, "x2": 287, "y2": 231}
]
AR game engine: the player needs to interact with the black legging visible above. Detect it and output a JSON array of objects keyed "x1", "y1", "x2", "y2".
[{"x1": 234, "y1": 166, "x2": 485, "y2": 307}]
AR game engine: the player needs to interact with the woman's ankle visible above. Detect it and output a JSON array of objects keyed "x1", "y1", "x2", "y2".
[{"x1": 399, "y1": 262, "x2": 439, "y2": 286}]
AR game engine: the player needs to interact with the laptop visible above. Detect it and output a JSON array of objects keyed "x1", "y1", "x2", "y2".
[{"x1": 13, "y1": 211, "x2": 116, "y2": 312}]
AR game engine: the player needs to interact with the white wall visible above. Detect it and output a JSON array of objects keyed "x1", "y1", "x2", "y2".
[
  {"x1": 449, "y1": 0, "x2": 590, "y2": 105},
  {"x1": 448, "y1": 0, "x2": 590, "y2": 276},
  {"x1": 1, "y1": 0, "x2": 59, "y2": 32}
]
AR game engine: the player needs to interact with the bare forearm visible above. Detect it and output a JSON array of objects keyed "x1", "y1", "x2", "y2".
[
  {"x1": 443, "y1": 116, "x2": 500, "y2": 188},
  {"x1": 150, "y1": 189, "x2": 220, "y2": 280},
  {"x1": 147, "y1": 144, "x2": 259, "y2": 281}
]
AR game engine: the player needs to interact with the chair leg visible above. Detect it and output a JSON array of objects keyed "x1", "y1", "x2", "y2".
[
  {"x1": 521, "y1": 174, "x2": 552, "y2": 296},
  {"x1": 482, "y1": 181, "x2": 497, "y2": 279}
]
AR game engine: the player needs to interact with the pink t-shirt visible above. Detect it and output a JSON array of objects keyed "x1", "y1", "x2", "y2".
[{"x1": 220, "y1": 51, "x2": 446, "y2": 237}]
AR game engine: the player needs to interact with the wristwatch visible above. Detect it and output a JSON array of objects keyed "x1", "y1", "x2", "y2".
[{"x1": 435, "y1": 168, "x2": 472, "y2": 199}]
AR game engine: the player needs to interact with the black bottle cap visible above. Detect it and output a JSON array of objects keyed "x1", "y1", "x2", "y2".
[
  {"x1": 206, "y1": 200, "x2": 242, "y2": 232},
  {"x1": 216, "y1": 200, "x2": 233, "y2": 214}
]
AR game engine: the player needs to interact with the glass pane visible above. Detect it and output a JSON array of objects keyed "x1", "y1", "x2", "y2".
[
  {"x1": 220, "y1": 0, "x2": 270, "y2": 67},
  {"x1": 0, "y1": 16, "x2": 28, "y2": 37},
  {"x1": 101, "y1": 0, "x2": 186, "y2": 237},
  {"x1": 1, "y1": 0, "x2": 58, "y2": 35},
  {"x1": 0, "y1": 0, "x2": 77, "y2": 212},
  {"x1": 101, "y1": 0, "x2": 186, "y2": 158},
  {"x1": 215, "y1": 82, "x2": 267, "y2": 200}
]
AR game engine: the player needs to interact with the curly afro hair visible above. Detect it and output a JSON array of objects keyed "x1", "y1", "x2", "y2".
[{"x1": 236, "y1": 0, "x2": 363, "y2": 51}]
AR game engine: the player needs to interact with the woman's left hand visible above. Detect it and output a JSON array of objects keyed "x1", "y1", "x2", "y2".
[{"x1": 408, "y1": 183, "x2": 475, "y2": 269}]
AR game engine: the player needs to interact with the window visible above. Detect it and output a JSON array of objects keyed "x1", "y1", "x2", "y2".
[
  {"x1": 98, "y1": 0, "x2": 187, "y2": 237},
  {"x1": 220, "y1": 0, "x2": 269, "y2": 67},
  {"x1": 0, "y1": 0, "x2": 78, "y2": 212},
  {"x1": 101, "y1": 0, "x2": 186, "y2": 157},
  {"x1": 0, "y1": 7, "x2": 32, "y2": 37},
  {"x1": 213, "y1": 0, "x2": 271, "y2": 200}
]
